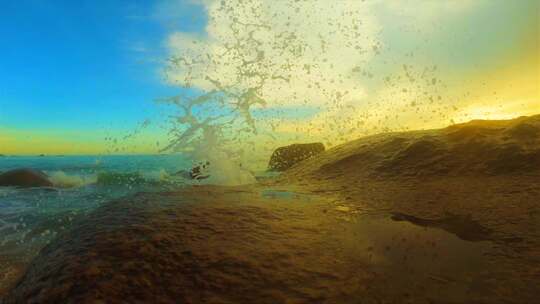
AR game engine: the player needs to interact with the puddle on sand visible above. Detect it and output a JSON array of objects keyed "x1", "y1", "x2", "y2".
[
  {"x1": 260, "y1": 189, "x2": 311, "y2": 201},
  {"x1": 342, "y1": 214, "x2": 493, "y2": 301},
  {"x1": 391, "y1": 212, "x2": 493, "y2": 242}
]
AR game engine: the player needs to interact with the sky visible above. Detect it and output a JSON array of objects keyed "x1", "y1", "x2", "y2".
[
  {"x1": 0, "y1": 0, "x2": 538, "y2": 155},
  {"x1": 0, "y1": 0, "x2": 206, "y2": 154}
]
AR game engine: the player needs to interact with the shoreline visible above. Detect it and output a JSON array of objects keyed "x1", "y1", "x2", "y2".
[
  {"x1": 2, "y1": 114, "x2": 539, "y2": 303},
  {"x1": 3, "y1": 175, "x2": 539, "y2": 303}
]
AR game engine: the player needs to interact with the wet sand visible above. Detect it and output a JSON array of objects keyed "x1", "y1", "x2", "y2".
[
  {"x1": 2, "y1": 180, "x2": 538, "y2": 304},
  {"x1": 2, "y1": 115, "x2": 539, "y2": 303}
]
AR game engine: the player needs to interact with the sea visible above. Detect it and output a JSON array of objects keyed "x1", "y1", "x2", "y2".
[{"x1": 0, "y1": 155, "x2": 197, "y2": 274}]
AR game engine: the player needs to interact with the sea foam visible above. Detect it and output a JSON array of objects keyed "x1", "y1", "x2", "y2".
[{"x1": 47, "y1": 171, "x2": 96, "y2": 188}]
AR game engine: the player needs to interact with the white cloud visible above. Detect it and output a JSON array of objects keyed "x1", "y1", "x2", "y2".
[
  {"x1": 165, "y1": 0, "x2": 381, "y2": 109},
  {"x1": 157, "y1": 0, "x2": 497, "y2": 150}
]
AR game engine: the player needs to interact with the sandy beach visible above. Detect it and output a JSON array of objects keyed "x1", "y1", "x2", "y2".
[
  {"x1": 2, "y1": 0, "x2": 538, "y2": 302},
  {"x1": 2, "y1": 115, "x2": 539, "y2": 303}
]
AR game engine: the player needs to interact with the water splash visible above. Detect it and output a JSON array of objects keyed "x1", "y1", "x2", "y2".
[
  {"x1": 155, "y1": 0, "x2": 383, "y2": 183},
  {"x1": 149, "y1": 0, "x2": 485, "y2": 183},
  {"x1": 156, "y1": 92, "x2": 257, "y2": 185},
  {"x1": 47, "y1": 171, "x2": 97, "y2": 188}
]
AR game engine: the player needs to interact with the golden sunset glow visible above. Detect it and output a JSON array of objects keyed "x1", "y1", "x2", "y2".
[{"x1": 1, "y1": 0, "x2": 538, "y2": 156}]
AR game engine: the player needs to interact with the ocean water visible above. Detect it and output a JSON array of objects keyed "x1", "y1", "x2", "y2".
[{"x1": 0, "y1": 155, "x2": 193, "y2": 273}]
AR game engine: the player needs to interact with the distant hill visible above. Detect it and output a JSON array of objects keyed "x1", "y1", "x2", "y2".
[{"x1": 283, "y1": 114, "x2": 540, "y2": 180}]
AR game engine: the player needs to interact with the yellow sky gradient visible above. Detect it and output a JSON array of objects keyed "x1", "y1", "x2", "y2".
[
  {"x1": 1, "y1": 0, "x2": 538, "y2": 155},
  {"x1": 0, "y1": 129, "x2": 162, "y2": 155}
]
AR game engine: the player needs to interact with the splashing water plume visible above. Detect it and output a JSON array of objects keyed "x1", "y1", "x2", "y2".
[
  {"x1": 150, "y1": 0, "x2": 537, "y2": 183},
  {"x1": 156, "y1": 0, "x2": 383, "y2": 181}
]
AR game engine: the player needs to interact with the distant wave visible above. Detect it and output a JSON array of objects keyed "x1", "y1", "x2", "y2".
[
  {"x1": 46, "y1": 169, "x2": 183, "y2": 188},
  {"x1": 96, "y1": 172, "x2": 147, "y2": 186},
  {"x1": 47, "y1": 171, "x2": 97, "y2": 188}
]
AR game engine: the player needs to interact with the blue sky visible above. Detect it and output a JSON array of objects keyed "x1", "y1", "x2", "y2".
[
  {"x1": 1, "y1": 0, "x2": 537, "y2": 155},
  {"x1": 0, "y1": 0, "x2": 205, "y2": 133}
]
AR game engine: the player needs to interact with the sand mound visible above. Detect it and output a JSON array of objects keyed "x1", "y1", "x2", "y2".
[
  {"x1": 6, "y1": 184, "x2": 538, "y2": 304},
  {"x1": 3, "y1": 188, "x2": 407, "y2": 304},
  {"x1": 284, "y1": 115, "x2": 540, "y2": 179},
  {"x1": 4, "y1": 116, "x2": 539, "y2": 304}
]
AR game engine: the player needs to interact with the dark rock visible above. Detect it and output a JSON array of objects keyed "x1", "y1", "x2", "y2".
[
  {"x1": 190, "y1": 161, "x2": 210, "y2": 180},
  {"x1": 173, "y1": 169, "x2": 192, "y2": 179},
  {"x1": 268, "y1": 143, "x2": 325, "y2": 171},
  {"x1": 173, "y1": 162, "x2": 211, "y2": 180},
  {"x1": 0, "y1": 169, "x2": 54, "y2": 188}
]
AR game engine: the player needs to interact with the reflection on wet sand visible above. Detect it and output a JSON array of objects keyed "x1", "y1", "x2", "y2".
[
  {"x1": 2, "y1": 115, "x2": 539, "y2": 303},
  {"x1": 2, "y1": 185, "x2": 520, "y2": 304}
]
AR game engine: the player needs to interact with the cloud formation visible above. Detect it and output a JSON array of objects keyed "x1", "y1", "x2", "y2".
[
  {"x1": 165, "y1": 0, "x2": 380, "y2": 109},
  {"x1": 159, "y1": 0, "x2": 538, "y2": 151}
]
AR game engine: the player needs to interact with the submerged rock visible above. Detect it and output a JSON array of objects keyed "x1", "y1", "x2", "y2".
[
  {"x1": 0, "y1": 169, "x2": 54, "y2": 188},
  {"x1": 173, "y1": 161, "x2": 211, "y2": 180},
  {"x1": 268, "y1": 143, "x2": 325, "y2": 171},
  {"x1": 190, "y1": 161, "x2": 211, "y2": 180}
]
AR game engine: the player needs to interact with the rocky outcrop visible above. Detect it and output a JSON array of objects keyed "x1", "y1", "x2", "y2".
[
  {"x1": 0, "y1": 169, "x2": 54, "y2": 188},
  {"x1": 268, "y1": 143, "x2": 325, "y2": 171}
]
